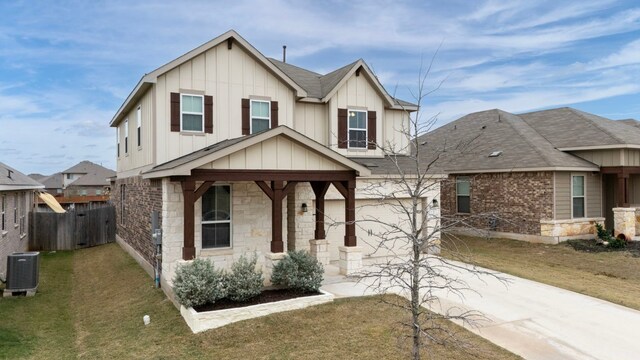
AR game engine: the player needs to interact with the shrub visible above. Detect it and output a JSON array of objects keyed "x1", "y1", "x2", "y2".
[
  {"x1": 226, "y1": 254, "x2": 263, "y2": 302},
  {"x1": 173, "y1": 258, "x2": 227, "y2": 308},
  {"x1": 594, "y1": 223, "x2": 626, "y2": 249},
  {"x1": 271, "y1": 250, "x2": 324, "y2": 293}
]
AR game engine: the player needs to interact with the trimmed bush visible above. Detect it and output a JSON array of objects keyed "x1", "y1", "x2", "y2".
[
  {"x1": 595, "y1": 223, "x2": 626, "y2": 249},
  {"x1": 271, "y1": 250, "x2": 324, "y2": 293},
  {"x1": 173, "y1": 258, "x2": 227, "y2": 308},
  {"x1": 226, "y1": 254, "x2": 263, "y2": 302}
]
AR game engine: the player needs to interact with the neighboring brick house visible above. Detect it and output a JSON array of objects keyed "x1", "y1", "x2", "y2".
[
  {"x1": 0, "y1": 162, "x2": 43, "y2": 281},
  {"x1": 420, "y1": 108, "x2": 640, "y2": 243},
  {"x1": 109, "y1": 30, "x2": 443, "y2": 294}
]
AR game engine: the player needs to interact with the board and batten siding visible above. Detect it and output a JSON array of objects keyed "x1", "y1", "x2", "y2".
[
  {"x1": 554, "y1": 172, "x2": 602, "y2": 220},
  {"x1": 197, "y1": 136, "x2": 349, "y2": 171},
  {"x1": 327, "y1": 73, "x2": 410, "y2": 157},
  {"x1": 571, "y1": 149, "x2": 640, "y2": 167},
  {"x1": 294, "y1": 103, "x2": 328, "y2": 146},
  {"x1": 155, "y1": 42, "x2": 296, "y2": 165},
  {"x1": 117, "y1": 88, "x2": 154, "y2": 173}
]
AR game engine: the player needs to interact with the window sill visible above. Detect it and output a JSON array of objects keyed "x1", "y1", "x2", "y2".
[
  {"x1": 20, "y1": 234, "x2": 26, "y2": 240},
  {"x1": 200, "y1": 247, "x2": 233, "y2": 256},
  {"x1": 455, "y1": 212, "x2": 472, "y2": 216},
  {"x1": 347, "y1": 148, "x2": 369, "y2": 152},
  {"x1": 180, "y1": 131, "x2": 205, "y2": 136},
  {"x1": 137, "y1": 146, "x2": 142, "y2": 151},
  {"x1": 14, "y1": 224, "x2": 19, "y2": 229},
  {"x1": 1, "y1": 231, "x2": 7, "y2": 237}
]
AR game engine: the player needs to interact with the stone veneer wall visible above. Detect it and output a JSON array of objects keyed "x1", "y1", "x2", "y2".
[
  {"x1": 111, "y1": 176, "x2": 162, "y2": 268},
  {"x1": 441, "y1": 172, "x2": 554, "y2": 235}
]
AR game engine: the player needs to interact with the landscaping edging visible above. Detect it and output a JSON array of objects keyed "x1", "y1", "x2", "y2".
[{"x1": 180, "y1": 289, "x2": 335, "y2": 333}]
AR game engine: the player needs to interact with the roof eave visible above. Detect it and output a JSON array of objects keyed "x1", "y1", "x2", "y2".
[
  {"x1": 559, "y1": 144, "x2": 640, "y2": 151},
  {"x1": 0, "y1": 184, "x2": 45, "y2": 191},
  {"x1": 445, "y1": 166, "x2": 600, "y2": 174}
]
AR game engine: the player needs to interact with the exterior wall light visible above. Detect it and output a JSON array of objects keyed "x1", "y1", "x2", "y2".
[{"x1": 301, "y1": 203, "x2": 308, "y2": 212}]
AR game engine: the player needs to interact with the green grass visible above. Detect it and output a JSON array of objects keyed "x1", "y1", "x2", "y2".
[
  {"x1": 442, "y1": 235, "x2": 640, "y2": 310},
  {"x1": 1, "y1": 243, "x2": 519, "y2": 359}
]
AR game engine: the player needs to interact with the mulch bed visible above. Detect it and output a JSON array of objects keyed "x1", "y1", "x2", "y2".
[
  {"x1": 565, "y1": 239, "x2": 640, "y2": 257},
  {"x1": 193, "y1": 289, "x2": 322, "y2": 312}
]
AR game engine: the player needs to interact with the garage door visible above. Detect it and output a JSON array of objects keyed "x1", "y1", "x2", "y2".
[{"x1": 324, "y1": 198, "x2": 416, "y2": 261}]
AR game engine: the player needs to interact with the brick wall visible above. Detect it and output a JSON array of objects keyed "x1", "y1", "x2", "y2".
[
  {"x1": 111, "y1": 176, "x2": 162, "y2": 266},
  {"x1": 0, "y1": 191, "x2": 32, "y2": 280},
  {"x1": 441, "y1": 172, "x2": 554, "y2": 235}
]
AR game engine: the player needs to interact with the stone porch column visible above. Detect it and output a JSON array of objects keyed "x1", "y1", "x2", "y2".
[
  {"x1": 309, "y1": 239, "x2": 329, "y2": 265},
  {"x1": 613, "y1": 207, "x2": 637, "y2": 240},
  {"x1": 263, "y1": 252, "x2": 286, "y2": 286},
  {"x1": 338, "y1": 246, "x2": 362, "y2": 275}
]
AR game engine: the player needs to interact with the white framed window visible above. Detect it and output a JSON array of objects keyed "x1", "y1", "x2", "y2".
[
  {"x1": 456, "y1": 176, "x2": 471, "y2": 213},
  {"x1": 13, "y1": 194, "x2": 17, "y2": 225},
  {"x1": 117, "y1": 127, "x2": 120, "y2": 157},
  {"x1": 120, "y1": 184, "x2": 126, "y2": 225},
  {"x1": 572, "y1": 175, "x2": 585, "y2": 218},
  {"x1": 124, "y1": 118, "x2": 129, "y2": 154},
  {"x1": 348, "y1": 109, "x2": 367, "y2": 148},
  {"x1": 19, "y1": 192, "x2": 25, "y2": 235},
  {"x1": 201, "y1": 185, "x2": 232, "y2": 249},
  {"x1": 136, "y1": 105, "x2": 142, "y2": 147},
  {"x1": 1, "y1": 194, "x2": 5, "y2": 231},
  {"x1": 250, "y1": 100, "x2": 270, "y2": 134},
  {"x1": 96, "y1": 189, "x2": 102, "y2": 195},
  {"x1": 181, "y1": 94, "x2": 204, "y2": 132}
]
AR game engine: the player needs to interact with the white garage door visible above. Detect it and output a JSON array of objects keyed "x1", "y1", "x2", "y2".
[{"x1": 324, "y1": 198, "x2": 416, "y2": 261}]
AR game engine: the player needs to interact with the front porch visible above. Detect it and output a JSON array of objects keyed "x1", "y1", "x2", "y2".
[{"x1": 603, "y1": 166, "x2": 640, "y2": 240}]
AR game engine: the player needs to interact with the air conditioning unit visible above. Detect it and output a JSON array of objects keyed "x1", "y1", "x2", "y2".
[{"x1": 6, "y1": 252, "x2": 40, "y2": 293}]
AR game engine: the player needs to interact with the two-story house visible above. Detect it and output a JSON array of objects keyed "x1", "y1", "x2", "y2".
[{"x1": 110, "y1": 30, "x2": 442, "y2": 294}]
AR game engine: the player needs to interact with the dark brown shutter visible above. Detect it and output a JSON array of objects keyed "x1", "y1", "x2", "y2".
[
  {"x1": 170, "y1": 93, "x2": 180, "y2": 132},
  {"x1": 204, "y1": 95, "x2": 213, "y2": 134},
  {"x1": 271, "y1": 101, "x2": 279, "y2": 128},
  {"x1": 338, "y1": 108, "x2": 348, "y2": 149},
  {"x1": 241, "y1": 98, "x2": 250, "y2": 135},
  {"x1": 367, "y1": 110, "x2": 377, "y2": 149}
]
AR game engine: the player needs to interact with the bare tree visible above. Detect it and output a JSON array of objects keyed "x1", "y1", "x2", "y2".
[{"x1": 341, "y1": 56, "x2": 507, "y2": 359}]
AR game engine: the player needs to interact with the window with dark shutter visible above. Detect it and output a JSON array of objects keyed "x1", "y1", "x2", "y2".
[
  {"x1": 367, "y1": 110, "x2": 376, "y2": 149},
  {"x1": 204, "y1": 95, "x2": 213, "y2": 134},
  {"x1": 170, "y1": 93, "x2": 180, "y2": 132},
  {"x1": 338, "y1": 108, "x2": 348, "y2": 148},
  {"x1": 271, "y1": 101, "x2": 278, "y2": 128},
  {"x1": 241, "y1": 98, "x2": 250, "y2": 135}
]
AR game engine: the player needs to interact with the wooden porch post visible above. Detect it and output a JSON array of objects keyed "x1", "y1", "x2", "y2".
[
  {"x1": 617, "y1": 173, "x2": 629, "y2": 207},
  {"x1": 311, "y1": 181, "x2": 330, "y2": 240},
  {"x1": 332, "y1": 178, "x2": 357, "y2": 247},
  {"x1": 181, "y1": 179, "x2": 196, "y2": 260},
  {"x1": 271, "y1": 180, "x2": 285, "y2": 253}
]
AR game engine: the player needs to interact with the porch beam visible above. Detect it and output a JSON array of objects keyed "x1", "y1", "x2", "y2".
[
  {"x1": 331, "y1": 180, "x2": 348, "y2": 198},
  {"x1": 182, "y1": 169, "x2": 357, "y2": 182},
  {"x1": 181, "y1": 179, "x2": 196, "y2": 260},
  {"x1": 311, "y1": 181, "x2": 330, "y2": 240}
]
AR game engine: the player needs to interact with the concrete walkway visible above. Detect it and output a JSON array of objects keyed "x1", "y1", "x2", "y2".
[{"x1": 320, "y1": 260, "x2": 640, "y2": 360}]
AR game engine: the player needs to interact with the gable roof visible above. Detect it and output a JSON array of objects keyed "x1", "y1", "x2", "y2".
[
  {"x1": 39, "y1": 173, "x2": 64, "y2": 189},
  {"x1": 62, "y1": 160, "x2": 114, "y2": 175},
  {"x1": 0, "y1": 162, "x2": 44, "y2": 191},
  {"x1": 111, "y1": 30, "x2": 309, "y2": 127},
  {"x1": 520, "y1": 107, "x2": 640, "y2": 150},
  {"x1": 143, "y1": 126, "x2": 371, "y2": 178},
  {"x1": 417, "y1": 109, "x2": 600, "y2": 174},
  {"x1": 619, "y1": 118, "x2": 640, "y2": 129},
  {"x1": 269, "y1": 58, "x2": 417, "y2": 110}
]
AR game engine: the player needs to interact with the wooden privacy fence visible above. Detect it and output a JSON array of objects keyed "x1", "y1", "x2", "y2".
[{"x1": 29, "y1": 206, "x2": 116, "y2": 251}]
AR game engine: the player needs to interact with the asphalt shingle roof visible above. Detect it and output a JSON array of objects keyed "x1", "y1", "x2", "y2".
[{"x1": 0, "y1": 162, "x2": 43, "y2": 189}]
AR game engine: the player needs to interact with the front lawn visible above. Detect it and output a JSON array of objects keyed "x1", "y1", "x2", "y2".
[
  {"x1": 442, "y1": 235, "x2": 640, "y2": 311},
  {"x1": 0, "y1": 243, "x2": 519, "y2": 359}
]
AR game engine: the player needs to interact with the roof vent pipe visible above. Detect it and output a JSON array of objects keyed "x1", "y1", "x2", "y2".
[
  {"x1": 7, "y1": 169, "x2": 12, "y2": 179},
  {"x1": 282, "y1": 45, "x2": 287, "y2": 63}
]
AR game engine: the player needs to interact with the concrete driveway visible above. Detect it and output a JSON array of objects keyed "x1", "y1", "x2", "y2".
[{"x1": 320, "y1": 260, "x2": 640, "y2": 360}]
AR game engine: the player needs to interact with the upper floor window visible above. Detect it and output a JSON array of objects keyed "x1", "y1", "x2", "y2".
[
  {"x1": 181, "y1": 94, "x2": 204, "y2": 132},
  {"x1": 117, "y1": 127, "x2": 120, "y2": 157},
  {"x1": 66, "y1": 174, "x2": 72, "y2": 180},
  {"x1": 136, "y1": 105, "x2": 142, "y2": 147},
  {"x1": 124, "y1": 118, "x2": 129, "y2": 154},
  {"x1": 1, "y1": 194, "x2": 5, "y2": 231},
  {"x1": 456, "y1": 176, "x2": 471, "y2": 213},
  {"x1": 348, "y1": 110, "x2": 367, "y2": 148},
  {"x1": 572, "y1": 175, "x2": 585, "y2": 218},
  {"x1": 251, "y1": 100, "x2": 270, "y2": 134}
]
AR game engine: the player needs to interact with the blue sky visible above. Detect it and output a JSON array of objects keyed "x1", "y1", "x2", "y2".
[{"x1": 0, "y1": 0, "x2": 639, "y2": 175}]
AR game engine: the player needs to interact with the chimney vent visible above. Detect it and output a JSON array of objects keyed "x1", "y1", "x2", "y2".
[
  {"x1": 282, "y1": 45, "x2": 287, "y2": 63},
  {"x1": 7, "y1": 169, "x2": 13, "y2": 179}
]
